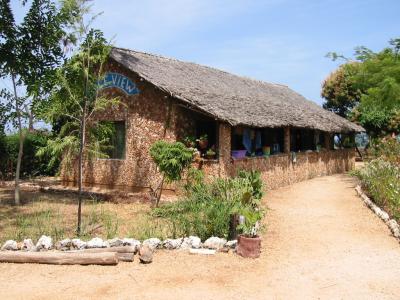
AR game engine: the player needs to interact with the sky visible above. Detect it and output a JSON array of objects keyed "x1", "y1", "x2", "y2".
[{"x1": 6, "y1": 0, "x2": 400, "y2": 108}]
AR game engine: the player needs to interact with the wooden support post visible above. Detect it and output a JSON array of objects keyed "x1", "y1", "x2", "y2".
[
  {"x1": 324, "y1": 132, "x2": 332, "y2": 150},
  {"x1": 284, "y1": 127, "x2": 290, "y2": 153},
  {"x1": 0, "y1": 251, "x2": 119, "y2": 265}
]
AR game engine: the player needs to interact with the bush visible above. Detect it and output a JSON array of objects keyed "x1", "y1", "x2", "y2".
[
  {"x1": 355, "y1": 158, "x2": 400, "y2": 221},
  {"x1": 152, "y1": 170, "x2": 264, "y2": 240},
  {"x1": 369, "y1": 137, "x2": 400, "y2": 165},
  {"x1": 0, "y1": 130, "x2": 59, "y2": 180}
]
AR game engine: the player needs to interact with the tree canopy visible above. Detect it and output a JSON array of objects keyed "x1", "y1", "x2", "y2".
[{"x1": 322, "y1": 38, "x2": 400, "y2": 136}]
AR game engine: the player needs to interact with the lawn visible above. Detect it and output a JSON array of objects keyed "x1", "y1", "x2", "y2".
[{"x1": 0, "y1": 186, "x2": 171, "y2": 244}]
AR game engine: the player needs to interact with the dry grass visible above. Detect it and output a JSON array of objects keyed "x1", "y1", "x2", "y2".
[{"x1": 0, "y1": 186, "x2": 172, "y2": 244}]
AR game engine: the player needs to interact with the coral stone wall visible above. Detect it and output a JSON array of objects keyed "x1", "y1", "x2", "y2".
[
  {"x1": 227, "y1": 149, "x2": 355, "y2": 190},
  {"x1": 62, "y1": 59, "x2": 195, "y2": 190},
  {"x1": 195, "y1": 123, "x2": 355, "y2": 190}
]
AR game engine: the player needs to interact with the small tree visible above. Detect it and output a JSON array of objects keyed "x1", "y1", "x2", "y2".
[
  {"x1": 38, "y1": 28, "x2": 118, "y2": 235},
  {"x1": 149, "y1": 141, "x2": 194, "y2": 207}
]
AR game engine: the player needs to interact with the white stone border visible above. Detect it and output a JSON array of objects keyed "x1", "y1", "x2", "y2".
[{"x1": 355, "y1": 185, "x2": 400, "y2": 240}]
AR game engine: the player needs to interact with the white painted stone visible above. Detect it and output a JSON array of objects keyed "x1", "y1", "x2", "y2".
[
  {"x1": 71, "y1": 238, "x2": 87, "y2": 250},
  {"x1": 87, "y1": 237, "x2": 106, "y2": 248},
  {"x1": 55, "y1": 238, "x2": 72, "y2": 251},
  {"x1": 180, "y1": 236, "x2": 201, "y2": 249},
  {"x1": 189, "y1": 248, "x2": 216, "y2": 255},
  {"x1": 163, "y1": 238, "x2": 182, "y2": 250},
  {"x1": 226, "y1": 240, "x2": 237, "y2": 249},
  {"x1": 1, "y1": 240, "x2": 18, "y2": 251},
  {"x1": 36, "y1": 235, "x2": 52, "y2": 251},
  {"x1": 21, "y1": 239, "x2": 35, "y2": 251},
  {"x1": 203, "y1": 237, "x2": 227, "y2": 249},
  {"x1": 143, "y1": 238, "x2": 162, "y2": 251},
  {"x1": 122, "y1": 238, "x2": 141, "y2": 252},
  {"x1": 108, "y1": 238, "x2": 123, "y2": 247}
]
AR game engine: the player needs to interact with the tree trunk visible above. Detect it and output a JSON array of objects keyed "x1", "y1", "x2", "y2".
[
  {"x1": 12, "y1": 73, "x2": 24, "y2": 206},
  {"x1": 77, "y1": 110, "x2": 86, "y2": 235},
  {"x1": 155, "y1": 175, "x2": 165, "y2": 207}
]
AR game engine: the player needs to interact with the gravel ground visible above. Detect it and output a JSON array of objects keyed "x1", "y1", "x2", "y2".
[{"x1": 0, "y1": 174, "x2": 400, "y2": 300}]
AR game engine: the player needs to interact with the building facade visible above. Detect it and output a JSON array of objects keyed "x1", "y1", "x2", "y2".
[{"x1": 62, "y1": 48, "x2": 362, "y2": 191}]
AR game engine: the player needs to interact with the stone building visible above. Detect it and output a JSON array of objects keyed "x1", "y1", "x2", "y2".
[{"x1": 63, "y1": 47, "x2": 364, "y2": 191}]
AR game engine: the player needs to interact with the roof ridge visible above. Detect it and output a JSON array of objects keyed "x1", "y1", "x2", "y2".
[{"x1": 111, "y1": 47, "x2": 286, "y2": 89}]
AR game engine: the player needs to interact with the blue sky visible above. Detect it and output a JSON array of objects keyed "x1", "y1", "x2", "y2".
[{"x1": 8, "y1": 0, "x2": 400, "y2": 106}]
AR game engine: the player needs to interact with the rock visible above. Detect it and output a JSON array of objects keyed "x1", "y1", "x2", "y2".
[
  {"x1": 108, "y1": 238, "x2": 124, "y2": 248},
  {"x1": 1, "y1": 240, "x2": 18, "y2": 251},
  {"x1": 203, "y1": 237, "x2": 227, "y2": 250},
  {"x1": 139, "y1": 245, "x2": 153, "y2": 263},
  {"x1": 163, "y1": 238, "x2": 182, "y2": 250},
  {"x1": 122, "y1": 238, "x2": 141, "y2": 252},
  {"x1": 181, "y1": 236, "x2": 201, "y2": 249},
  {"x1": 87, "y1": 237, "x2": 107, "y2": 248},
  {"x1": 189, "y1": 248, "x2": 216, "y2": 255},
  {"x1": 36, "y1": 235, "x2": 52, "y2": 251},
  {"x1": 387, "y1": 220, "x2": 400, "y2": 238},
  {"x1": 21, "y1": 239, "x2": 35, "y2": 251},
  {"x1": 71, "y1": 238, "x2": 87, "y2": 250},
  {"x1": 226, "y1": 240, "x2": 237, "y2": 249},
  {"x1": 143, "y1": 238, "x2": 161, "y2": 251},
  {"x1": 55, "y1": 238, "x2": 72, "y2": 251}
]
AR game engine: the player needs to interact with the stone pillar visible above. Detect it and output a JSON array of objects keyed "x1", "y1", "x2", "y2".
[
  {"x1": 284, "y1": 127, "x2": 290, "y2": 153},
  {"x1": 218, "y1": 122, "x2": 232, "y2": 177},
  {"x1": 324, "y1": 132, "x2": 332, "y2": 150}
]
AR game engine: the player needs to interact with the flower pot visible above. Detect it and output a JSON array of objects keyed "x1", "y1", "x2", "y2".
[
  {"x1": 231, "y1": 150, "x2": 247, "y2": 159},
  {"x1": 236, "y1": 234, "x2": 261, "y2": 258},
  {"x1": 198, "y1": 140, "x2": 208, "y2": 150},
  {"x1": 262, "y1": 146, "x2": 270, "y2": 156}
]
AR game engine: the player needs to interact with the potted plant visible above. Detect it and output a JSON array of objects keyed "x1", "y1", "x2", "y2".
[
  {"x1": 262, "y1": 146, "x2": 271, "y2": 156},
  {"x1": 205, "y1": 148, "x2": 216, "y2": 159},
  {"x1": 236, "y1": 206, "x2": 264, "y2": 258},
  {"x1": 197, "y1": 134, "x2": 208, "y2": 150},
  {"x1": 183, "y1": 136, "x2": 196, "y2": 148}
]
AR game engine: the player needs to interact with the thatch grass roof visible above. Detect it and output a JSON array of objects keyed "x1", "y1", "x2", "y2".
[{"x1": 110, "y1": 47, "x2": 364, "y2": 133}]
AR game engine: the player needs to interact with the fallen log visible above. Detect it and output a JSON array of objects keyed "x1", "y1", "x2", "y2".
[
  {"x1": 0, "y1": 251, "x2": 118, "y2": 265},
  {"x1": 116, "y1": 252, "x2": 134, "y2": 262}
]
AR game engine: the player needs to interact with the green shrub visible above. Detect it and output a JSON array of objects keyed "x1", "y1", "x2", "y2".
[
  {"x1": 152, "y1": 171, "x2": 265, "y2": 240},
  {"x1": 355, "y1": 158, "x2": 400, "y2": 221},
  {"x1": 369, "y1": 137, "x2": 400, "y2": 165},
  {"x1": 150, "y1": 141, "x2": 194, "y2": 182},
  {"x1": 0, "y1": 130, "x2": 59, "y2": 180}
]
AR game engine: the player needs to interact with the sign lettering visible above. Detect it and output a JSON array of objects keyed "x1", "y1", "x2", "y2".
[{"x1": 98, "y1": 72, "x2": 140, "y2": 95}]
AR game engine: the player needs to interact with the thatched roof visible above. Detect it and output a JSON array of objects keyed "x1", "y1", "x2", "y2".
[{"x1": 110, "y1": 47, "x2": 364, "y2": 133}]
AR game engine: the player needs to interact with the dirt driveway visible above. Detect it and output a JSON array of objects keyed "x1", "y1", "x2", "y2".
[{"x1": 1, "y1": 174, "x2": 400, "y2": 300}]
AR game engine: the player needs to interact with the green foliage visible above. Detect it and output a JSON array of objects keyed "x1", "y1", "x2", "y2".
[
  {"x1": 237, "y1": 170, "x2": 264, "y2": 201},
  {"x1": 152, "y1": 171, "x2": 265, "y2": 240},
  {"x1": 37, "y1": 29, "x2": 117, "y2": 172},
  {"x1": 321, "y1": 63, "x2": 362, "y2": 117},
  {"x1": 355, "y1": 158, "x2": 400, "y2": 221},
  {"x1": 0, "y1": 130, "x2": 58, "y2": 180},
  {"x1": 150, "y1": 141, "x2": 194, "y2": 182},
  {"x1": 324, "y1": 38, "x2": 400, "y2": 136},
  {"x1": 369, "y1": 137, "x2": 400, "y2": 166}
]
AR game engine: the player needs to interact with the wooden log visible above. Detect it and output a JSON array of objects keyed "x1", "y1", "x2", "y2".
[
  {"x1": 68, "y1": 246, "x2": 137, "y2": 254},
  {"x1": 117, "y1": 252, "x2": 134, "y2": 262},
  {"x1": 0, "y1": 251, "x2": 118, "y2": 265}
]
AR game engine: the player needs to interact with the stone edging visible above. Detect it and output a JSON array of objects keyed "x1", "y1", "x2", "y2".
[{"x1": 355, "y1": 185, "x2": 400, "y2": 241}]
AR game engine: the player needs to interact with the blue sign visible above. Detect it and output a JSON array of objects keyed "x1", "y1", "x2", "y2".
[{"x1": 98, "y1": 72, "x2": 140, "y2": 95}]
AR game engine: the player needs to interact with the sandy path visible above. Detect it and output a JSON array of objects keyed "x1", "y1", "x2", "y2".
[{"x1": 0, "y1": 174, "x2": 399, "y2": 300}]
